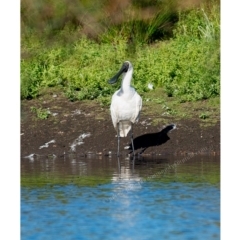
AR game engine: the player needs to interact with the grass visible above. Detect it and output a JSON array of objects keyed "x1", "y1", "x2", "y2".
[
  {"x1": 141, "y1": 88, "x2": 219, "y2": 126},
  {"x1": 21, "y1": 0, "x2": 220, "y2": 113}
]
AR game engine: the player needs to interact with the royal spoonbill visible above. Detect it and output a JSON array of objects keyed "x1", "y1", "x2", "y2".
[
  {"x1": 125, "y1": 124, "x2": 176, "y2": 155},
  {"x1": 108, "y1": 61, "x2": 142, "y2": 157}
]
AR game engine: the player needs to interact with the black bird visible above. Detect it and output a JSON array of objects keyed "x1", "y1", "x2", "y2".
[{"x1": 125, "y1": 124, "x2": 176, "y2": 155}]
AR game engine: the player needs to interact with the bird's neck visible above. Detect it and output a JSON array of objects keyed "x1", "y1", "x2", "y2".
[{"x1": 121, "y1": 69, "x2": 133, "y2": 92}]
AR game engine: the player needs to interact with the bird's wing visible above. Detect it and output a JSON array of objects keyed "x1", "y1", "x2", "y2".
[
  {"x1": 111, "y1": 106, "x2": 131, "y2": 137},
  {"x1": 131, "y1": 92, "x2": 142, "y2": 123},
  {"x1": 110, "y1": 93, "x2": 119, "y2": 129}
]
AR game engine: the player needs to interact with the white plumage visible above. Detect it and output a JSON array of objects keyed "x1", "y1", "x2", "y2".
[{"x1": 108, "y1": 61, "x2": 142, "y2": 156}]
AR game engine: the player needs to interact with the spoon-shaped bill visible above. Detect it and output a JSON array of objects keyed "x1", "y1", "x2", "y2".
[{"x1": 108, "y1": 62, "x2": 129, "y2": 84}]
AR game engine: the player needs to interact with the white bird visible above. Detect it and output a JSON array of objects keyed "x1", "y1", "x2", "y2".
[{"x1": 108, "y1": 61, "x2": 142, "y2": 157}]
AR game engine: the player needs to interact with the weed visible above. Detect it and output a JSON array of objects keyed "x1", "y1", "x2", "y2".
[
  {"x1": 199, "y1": 112, "x2": 210, "y2": 119},
  {"x1": 30, "y1": 107, "x2": 51, "y2": 120},
  {"x1": 162, "y1": 104, "x2": 177, "y2": 116}
]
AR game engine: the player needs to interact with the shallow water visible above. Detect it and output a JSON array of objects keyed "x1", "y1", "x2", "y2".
[{"x1": 21, "y1": 154, "x2": 220, "y2": 240}]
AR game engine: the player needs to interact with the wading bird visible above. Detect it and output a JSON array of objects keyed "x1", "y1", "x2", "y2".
[{"x1": 108, "y1": 61, "x2": 142, "y2": 157}]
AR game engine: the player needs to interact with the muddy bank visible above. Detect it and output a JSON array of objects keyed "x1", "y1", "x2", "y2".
[{"x1": 21, "y1": 93, "x2": 220, "y2": 158}]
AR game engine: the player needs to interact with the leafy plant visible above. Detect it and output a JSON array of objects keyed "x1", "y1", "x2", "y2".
[
  {"x1": 21, "y1": 0, "x2": 220, "y2": 104},
  {"x1": 30, "y1": 107, "x2": 51, "y2": 120},
  {"x1": 199, "y1": 112, "x2": 210, "y2": 119}
]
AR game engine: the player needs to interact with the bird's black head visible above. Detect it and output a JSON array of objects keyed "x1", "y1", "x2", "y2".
[
  {"x1": 108, "y1": 61, "x2": 130, "y2": 84},
  {"x1": 121, "y1": 61, "x2": 129, "y2": 72}
]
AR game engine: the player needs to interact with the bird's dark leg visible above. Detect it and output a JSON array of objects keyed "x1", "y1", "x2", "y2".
[
  {"x1": 117, "y1": 122, "x2": 120, "y2": 157},
  {"x1": 131, "y1": 123, "x2": 135, "y2": 156},
  {"x1": 131, "y1": 123, "x2": 135, "y2": 168},
  {"x1": 117, "y1": 123, "x2": 121, "y2": 169}
]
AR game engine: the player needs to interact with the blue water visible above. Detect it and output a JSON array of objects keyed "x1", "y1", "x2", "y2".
[{"x1": 21, "y1": 156, "x2": 220, "y2": 240}]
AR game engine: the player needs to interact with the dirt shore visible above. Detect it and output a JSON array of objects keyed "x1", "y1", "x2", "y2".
[{"x1": 21, "y1": 91, "x2": 220, "y2": 158}]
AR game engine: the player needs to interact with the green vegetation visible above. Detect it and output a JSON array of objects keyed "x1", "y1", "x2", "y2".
[
  {"x1": 21, "y1": 155, "x2": 220, "y2": 188},
  {"x1": 21, "y1": 173, "x2": 112, "y2": 188},
  {"x1": 199, "y1": 112, "x2": 210, "y2": 119},
  {"x1": 30, "y1": 106, "x2": 51, "y2": 119},
  {"x1": 144, "y1": 156, "x2": 220, "y2": 185},
  {"x1": 139, "y1": 88, "x2": 219, "y2": 126},
  {"x1": 21, "y1": 0, "x2": 220, "y2": 105}
]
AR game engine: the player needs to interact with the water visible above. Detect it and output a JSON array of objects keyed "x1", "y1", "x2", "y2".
[{"x1": 21, "y1": 154, "x2": 220, "y2": 240}]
